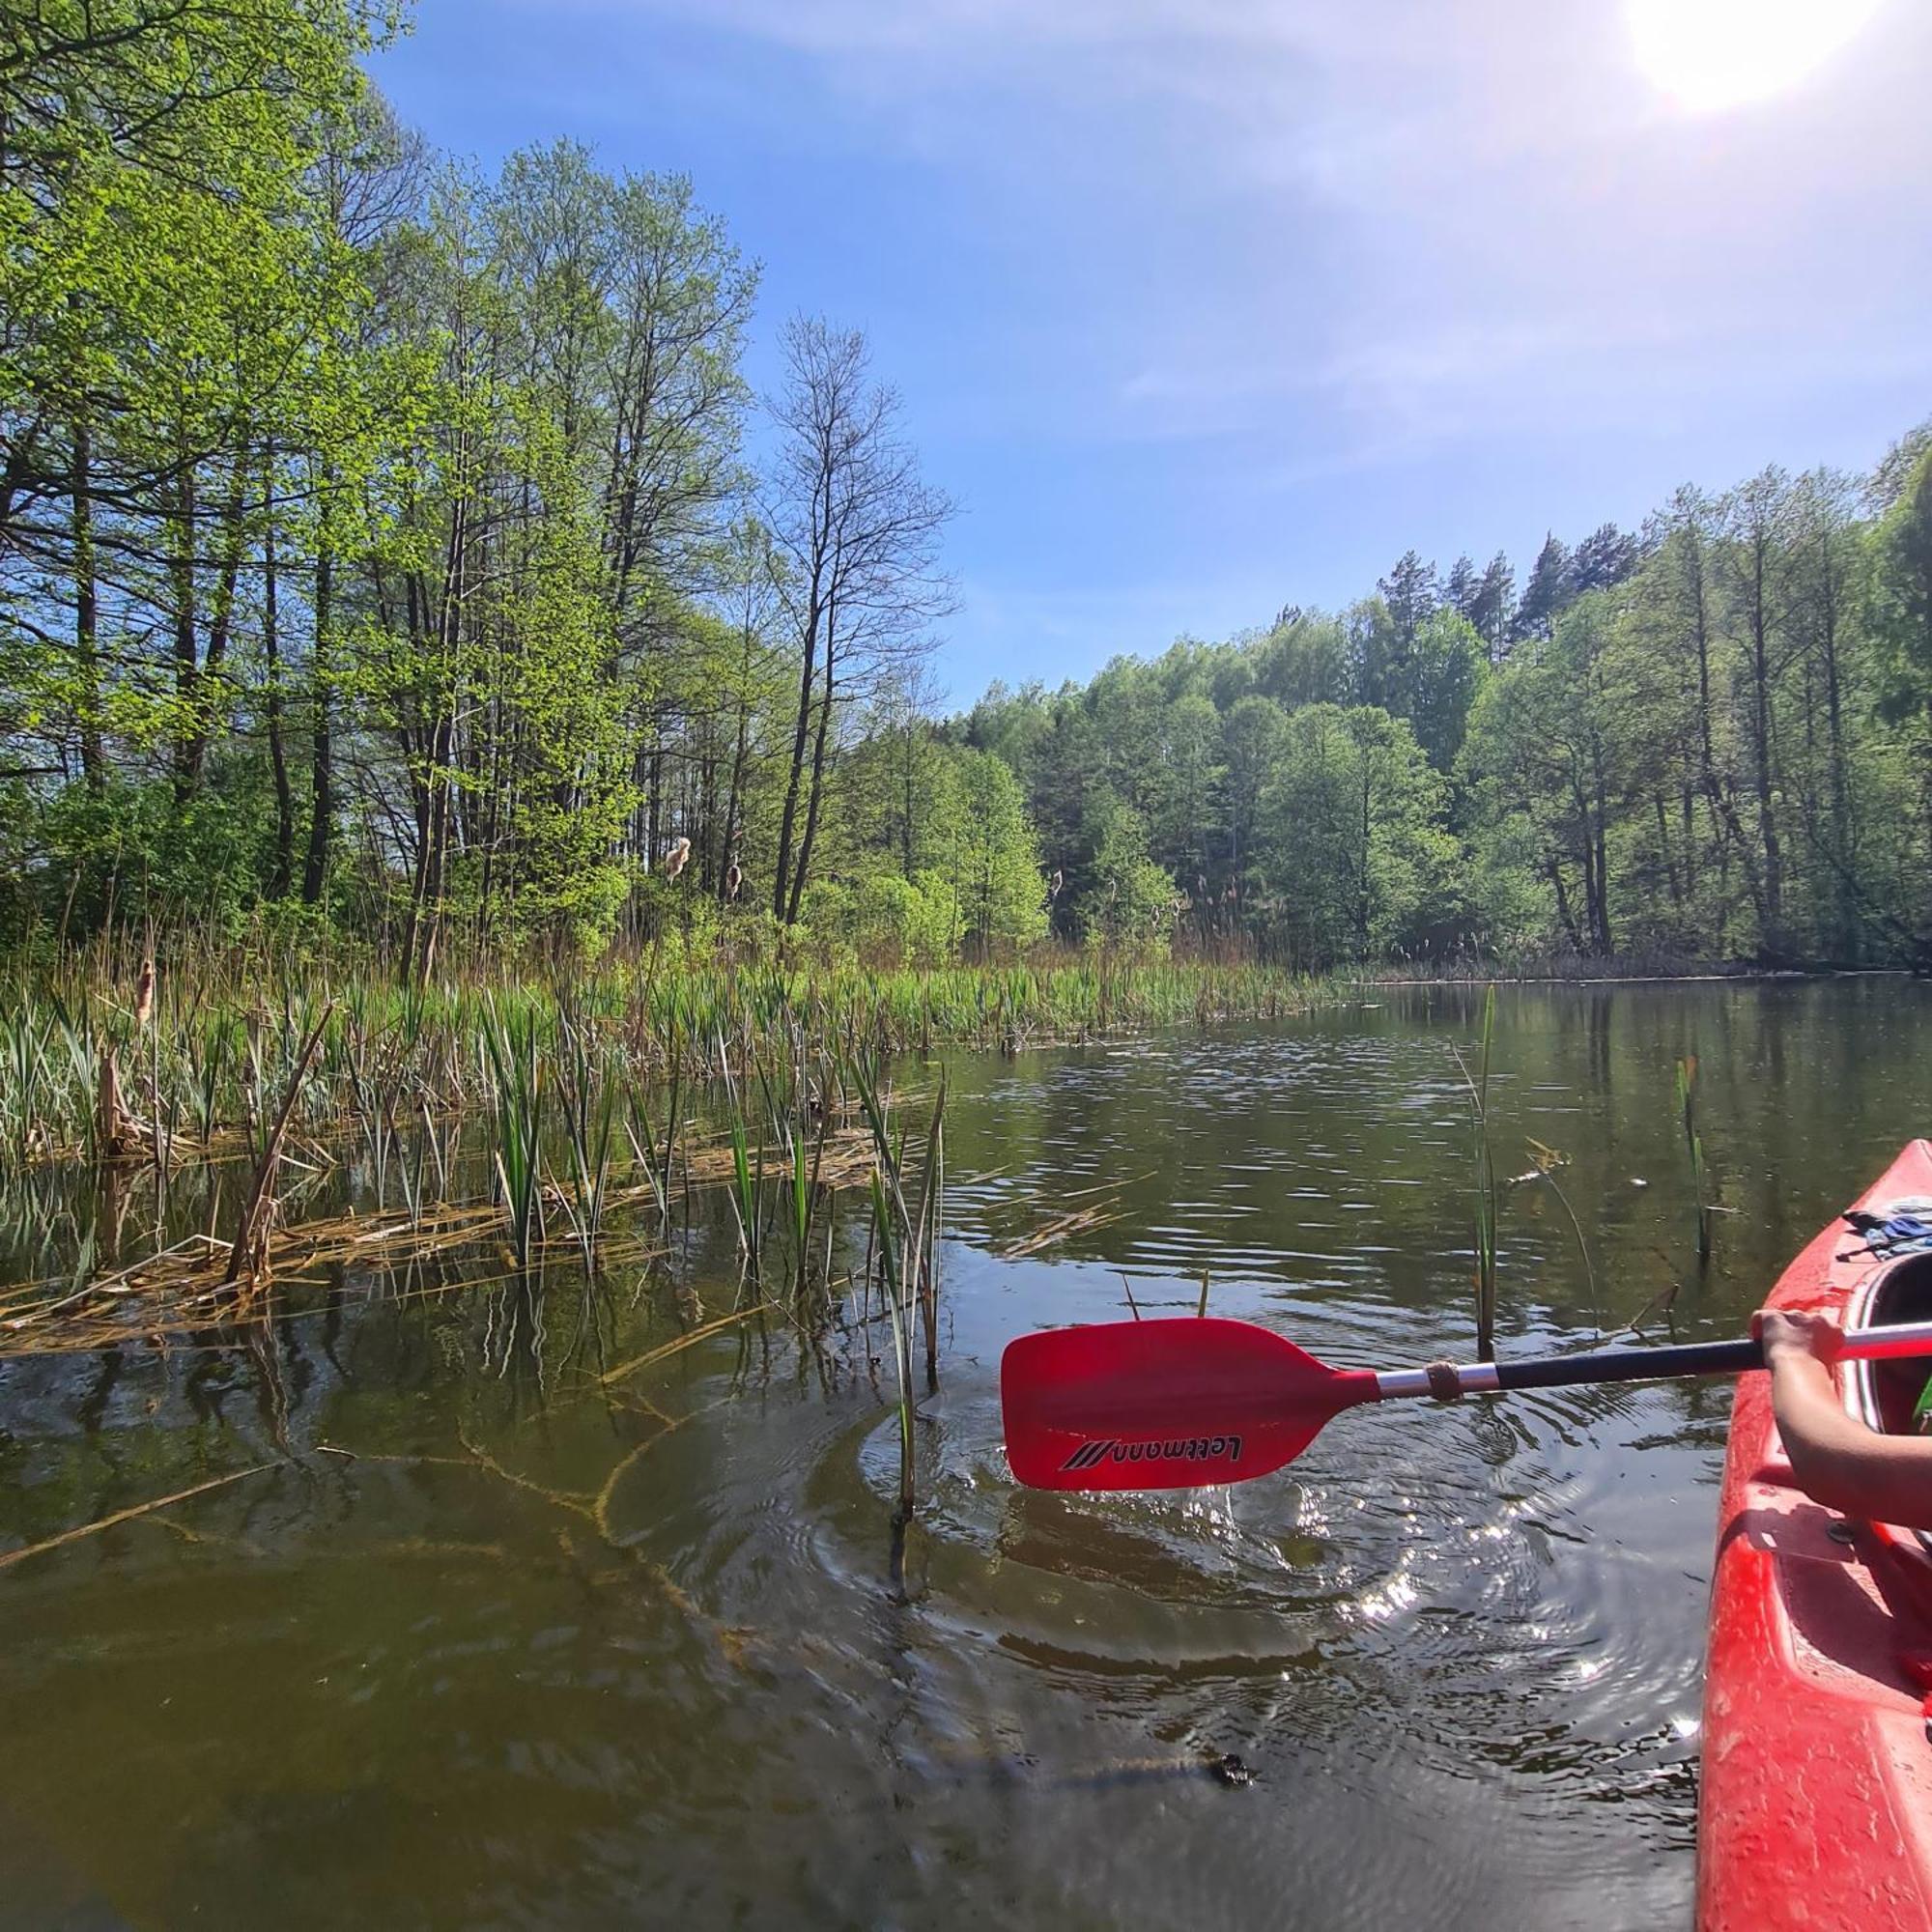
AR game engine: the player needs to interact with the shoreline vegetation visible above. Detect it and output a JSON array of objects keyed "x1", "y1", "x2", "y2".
[
  {"x1": 2, "y1": 925, "x2": 1820, "y2": 1365},
  {"x1": 0, "y1": 931, "x2": 1873, "y2": 1361},
  {"x1": 0, "y1": 943, "x2": 1325, "y2": 1176},
  {"x1": 2, "y1": 934, "x2": 1911, "y2": 1186}
]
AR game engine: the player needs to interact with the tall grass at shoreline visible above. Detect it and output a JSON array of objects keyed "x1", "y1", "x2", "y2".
[{"x1": 0, "y1": 941, "x2": 1348, "y2": 1179}]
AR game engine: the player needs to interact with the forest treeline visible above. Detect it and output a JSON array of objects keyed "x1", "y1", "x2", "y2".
[
  {"x1": 971, "y1": 447, "x2": 1932, "y2": 968},
  {"x1": 5, "y1": 3, "x2": 1932, "y2": 973}
]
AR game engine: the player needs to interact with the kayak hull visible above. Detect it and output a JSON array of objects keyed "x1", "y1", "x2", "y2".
[{"x1": 1698, "y1": 1139, "x2": 1932, "y2": 1931}]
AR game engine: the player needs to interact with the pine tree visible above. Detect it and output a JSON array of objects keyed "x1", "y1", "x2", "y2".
[
  {"x1": 1468, "y1": 552, "x2": 1516, "y2": 662},
  {"x1": 1378, "y1": 550, "x2": 1438, "y2": 648},
  {"x1": 1513, "y1": 534, "x2": 1575, "y2": 643},
  {"x1": 1572, "y1": 523, "x2": 1640, "y2": 595}
]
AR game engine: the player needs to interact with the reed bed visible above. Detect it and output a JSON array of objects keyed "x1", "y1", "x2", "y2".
[
  {"x1": 0, "y1": 1114, "x2": 892, "y2": 1356},
  {"x1": 0, "y1": 945, "x2": 1341, "y2": 1179}
]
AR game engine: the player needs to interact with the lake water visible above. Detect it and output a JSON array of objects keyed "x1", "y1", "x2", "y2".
[{"x1": 4, "y1": 979, "x2": 1930, "y2": 1929}]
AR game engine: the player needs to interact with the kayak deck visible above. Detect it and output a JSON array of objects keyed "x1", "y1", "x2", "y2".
[{"x1": 1698, "y1": 1140, "x2": 1932, "y2": 1931}]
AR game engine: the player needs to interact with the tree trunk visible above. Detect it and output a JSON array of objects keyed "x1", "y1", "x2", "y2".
[
  {"x1": 1548, "y1": 858, "x2": 1582, "y2": 952},
  {"x1": 788, "y1": 623, "x2": 837, "y2": 925},
  {"x1": 1654, "y1": 792, "x2": 1683, "y2": 911},
  {"x1": 170, "y1": 461, "x2": 199, "y2": 803},
  {"x1": 721, "y1": 639, "x2": 753, "y2": 899},
  {"x1": 179, "y1": 462, "x2": 246, "y2": 794},
  {"x1": 301, "y1": 537, "x2": 334, "y2": 905},
  {"x1": 773, "y1": 611, "x2": 817, "y2": 921},
  {"x1": 1745, "y1": 530, "x2": 1784, "y2": 957},
  {"x1": 1590, "y1": 743, "x2": 1613, "y2": 955},
  {"x1": 1817, "y1": 534, "x2": 1854, "y2": 953},
  {"x1": 264, "y1": 460, "x2": 294, "y2": 898},
  {"x1": 71, "y1": 419, "x2": 103, "y2": 791},
  {"x1": 1684, "y1": 523, "x2": 1760, "y2": 925}
]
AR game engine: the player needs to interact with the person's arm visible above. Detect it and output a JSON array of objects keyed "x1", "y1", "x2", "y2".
[{"x1": 1754, "y1": 1309, "x2": 1932, "y2": 1529}]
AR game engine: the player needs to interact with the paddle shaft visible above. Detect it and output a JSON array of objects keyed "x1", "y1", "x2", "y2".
[{"x1": 1374, "y1": 1316, "x2": 1932, "y2": 1402}]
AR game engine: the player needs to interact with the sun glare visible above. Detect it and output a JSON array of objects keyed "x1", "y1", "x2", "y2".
[{"x1": 1627, "y1": 0, "x2": 1886, "y2": 112}]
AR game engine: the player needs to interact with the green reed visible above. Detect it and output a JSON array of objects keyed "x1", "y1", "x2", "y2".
[
  {"x1": 1676, "y1": 1054, "x2": 1713, "y2": 1269},
  {"x1": 1452, "y1": 984, "x2": 1500, "y2": 1360},
  {"x1": 915, "y1": 1069, "x2": 946, "y2": 1393},
  {"x1": 557, "y1": 1003, "x2": 621, "y2": 1272},
  {"x1": 716, "y1": 1031, "x2": 760, "y2": 1275},
  {"x1": 480, "y1": 998, "x2": 545, "y2": 1271},
  {"x1": 0, "y1": 937, "x2": 1348, "y2": 1198},
  {"x1": 850, "y1": 1055, "x2": 948, "y2": 1594}
]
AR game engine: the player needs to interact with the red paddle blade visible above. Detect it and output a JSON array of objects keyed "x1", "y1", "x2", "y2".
[{"x1": 1000, "y1": 1317, "x2": 1378, "y2": 1492}]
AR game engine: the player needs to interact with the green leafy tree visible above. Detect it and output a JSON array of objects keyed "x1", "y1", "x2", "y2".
[
  {"x1": 1261, "y1": 705, "x2": 1457, "y2": 963},
  {"x1": 937, "y1": 749, "x2": 1046, "y2": 954}
]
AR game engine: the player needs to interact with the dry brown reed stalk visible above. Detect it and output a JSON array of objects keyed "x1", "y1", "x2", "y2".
[
  {"x1": 0, "y1": 1462, "x2": 278, "y2": 1573},
  {"x1": 1621, "y1": 1274, "x2": 1682, "y2": 1341},
  {"x1": 0, "y1": 1112, "x2": 875, "y2": 1358},
  {"x1": 35, "y1": 1109, "x2": 363, "y2": 1178},
  {"x1": 0, "y1": 1201, "x2": 657, "y2": 1356},
  {"x1": 1056, "y1": 1169, "x2": 1155, "y2": 1201},
  {"x1": 224, "y1": 1002, "x2": 334, "y2": 1288},
  {"x1": 1000, "y1": 1198, "x2": 1125, "y2": 1259},
  {"x1": 1, "y1": 1148, "x2": 787, "y2": 1356},
  {"x1": 96, "y1": 1045, "x2": 144, "y2": 1159}
]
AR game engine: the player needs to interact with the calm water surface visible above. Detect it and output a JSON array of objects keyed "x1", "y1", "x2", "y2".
[{"x1": 4, "y1": 980, "x2": 1931, "y2": 1929}]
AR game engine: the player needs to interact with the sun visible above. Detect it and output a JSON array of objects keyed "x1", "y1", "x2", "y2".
[{"x1": 1627, "y1": 0, "x2": 1887, "y2": 112}]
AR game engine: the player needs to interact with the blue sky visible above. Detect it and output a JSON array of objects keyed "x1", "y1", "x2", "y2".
[{"x1": 371, "y1": 0, "x2": 1932, "y2": 704}]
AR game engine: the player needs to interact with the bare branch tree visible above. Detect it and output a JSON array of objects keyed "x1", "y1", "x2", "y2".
[{"x1": 764, "y1": 317, "x2": 953, "y2": 923}]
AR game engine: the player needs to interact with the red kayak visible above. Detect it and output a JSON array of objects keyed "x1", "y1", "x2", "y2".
[{"x1": 1700, "y1": 1139, "x2": 1932, "y2": 1930}]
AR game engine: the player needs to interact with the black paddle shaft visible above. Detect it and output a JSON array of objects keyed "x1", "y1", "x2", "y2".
[{"x1": 1493, "y1": 1337, "x2": 1763, "y2": 1391}]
